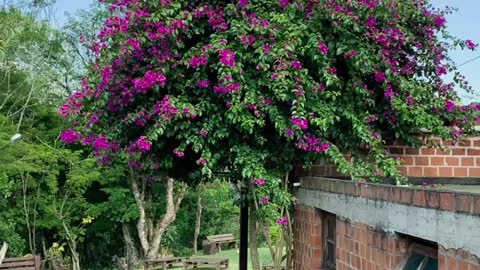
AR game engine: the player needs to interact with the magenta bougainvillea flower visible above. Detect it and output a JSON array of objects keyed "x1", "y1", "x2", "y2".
[
  {"x1": 61, "y1": 129, "x2": 82, "y2": 144},
  {"x1": 254, "y1": 179, "x2": 266, "y2": 187},
  {"x1": 60, "y1": 0, "x2": 479, "y2": 226}
]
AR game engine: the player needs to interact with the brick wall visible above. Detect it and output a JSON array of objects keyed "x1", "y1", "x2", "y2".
[
  {"x1": 387, "y1": 138, "x2": 480, "y2": 178},
  {"x1": 336, "y1": 220, "x2": 408, "y2": 270},
  {"x1": 293, "y1": 205, "x2": 322, "y2": 270},
  {"x1": 300, "y1": 177, "x2": 480, "y2": 215},
  {"x1": 299, "y1": 137, "x2": 480, "y2": 179},
  {"x1": 439, "y1": 246, "x2": 480, "y2": 270},
  {"x1": 293, "y1": 205, "x2": 409, "y2": 270},
  {"x1": 293, "y1": 178, "x2": 480, "y2": 270}
]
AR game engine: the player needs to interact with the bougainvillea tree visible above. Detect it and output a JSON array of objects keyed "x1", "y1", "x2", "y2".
[{"x1": 61, "y1": 0, "x2": 478, "y2": 264}]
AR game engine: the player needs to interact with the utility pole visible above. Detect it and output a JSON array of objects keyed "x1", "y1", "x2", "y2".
[{"x1": 239, "y1": 191, "x2": 248, "y2": 270}]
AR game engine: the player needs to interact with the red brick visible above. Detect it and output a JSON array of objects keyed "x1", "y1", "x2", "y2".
[
  {"x1": 468, "y1": 263, "x2": 480, "y2": 270},
  {"x1": 421, "y1": 148, "x2": 436, "y2": 155},
  {"x1": 476, "y1": 157, "x2": 480, "y2": 166},
  {"x1": 424, "y1": 167, "x2": 439, "y2": 177},
  {"x1": 475, "y1": 140, "x2": 480, "y2": 147},
  {"x1": 443, "y1": 140, "x2": 454, "y2": 146},
  {"x1": 439, "y1": 167, "x2": 454, "y2": 177},
  {"x1": 377, "y1": 187, "x2": 389, "y2": 201},
  {"x1": 400, "y1": 189, "x2": 412, "y2": 204},
  {"x1": 472, "y1": 196, "x2": 480, "y2": 215},
  {"x1": 413, "y1": 190, "x2": 426, "y2": 207},
  {"x1": 460, "y1": 262, "x2": 469, "y2": 270},
  {"x1": 439, "y1": 254, "x2": 447, "y2": 269},
  {"x1": 405, "y1": 148, "x2": 420, "y2": 155},
  {"x1": 460, "y1": 140, "x2": 472, "y2": 147},
  {"x1": 446, "y1": 157, "x2": 460, "y2": 166},
  {"x1": 431, "y1": 157, "x2": 445, "y2": 166},
  {"x1": 468, "y1": 149, "x2": 480, "y2": 156},
  {"x1": 453, "y1": 148, "x2": 466, "y2": 155},
  {"x1": 470, "y1": 168, "x2": 480, "y2": 177},
  {"x1": 415, "y1": 157, "x2": 429, "y2": 166},
  {"x1": 448, "y1": 257, "x2": 458, "y2": 270},
  {"x1": 408, "y1": 167, "x2": 423, "y2": 177},
  {"x1": 400, "y1": 157, "x2": 414, "y2": 166},
  {"x1": 389, "y1": 188, "x2": 401, "y2": 203},
  {"x1": 437, "y1": 149, "x2": 451, "y2": 155},
  {"x1": 462, "y1": 157, "x2": 475, "y2": 166},
  {"x1": 389, "y1": 147, "x2": 404, "y2": 155},
  {"x1": 440, "y1": 193, "x2": 456, "y2": 211},
  {"x1": 426, "y1": 191, "x2": 440, "y2": 209},
  {"x1": 454, "y1": 168, "x2": 468, "y2": 177},
  {"x1": 398, "y1": 166, "x2": 408, "y2": 176},
  {"x1": 456, "y1": 194, "x2": 472, "y2": 213}
]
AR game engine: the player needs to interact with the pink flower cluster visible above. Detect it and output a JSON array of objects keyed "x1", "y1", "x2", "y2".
[
  {"x1": 290, "y1": 61, "x2": 302, "y2": 70},
  {"x1": 344, "y1": 50, "x2": 357, "y2": 58},
  {"x1": 219, "y1": 50, "x2": 236, "y2": 68},
  {"x1": 254, "y1": 179, "x2": 266, "y2": 187},
  {"x1": 133, "y1": 71, "x2": 166, "y2": 93},
  {"x1": 291, "y1": 116, "x2": 308, "y2": 130},
  {"x1": 279, "y1": 0, "x2": 290, "y2": 10},
  {"x1": 189, "y1": 55, "x2": 208, "y2": 69},
  {"x1": 318, "y1": 41, "x2": 329, "y2": 55},
  {"x1": 276, "y1": 218, "x2": 289, "y2": 226},
  {"x1": 197, "y1": 158, "x2": 207, "y2": 166},
  {"x1": 296, "y1": 135, "x2": 330, "y2": 153},
  {"x1": 135, "y1": 136, "x2": 151, "y2": 152},
  {"x1": 59, "y1": 92, "x2": 84, "y2": 118},
  {"x1": 259, "y1": 197, "x2": 270, "y2": 205},
  {"x1": 60, "y1": 129, "x2": 82, "y2": 144},
  {"x1": 93, "y1": 135, "x2": 110, "y2": 151},
  {"x1": 466, "y1": 40, "x2": 477, "y2": 50},
  {"x1": 213, "y1": 83, "x2": 241, "y2": 96},
  {"x1": 198, "y1": 79, "x2": 210, "y2": 88},
  {"x1": 153, "y1": 96, "x2": 178, "y2": 122},
  {"x1": 374, "y1": 72, "x2": 386, "y2": 83},
  {"x1": 445, "y1": 100, "x2": 455, "y2": 112},
  {"x1": 173, "y1": 148, "x2": 184, "y2": 158}
]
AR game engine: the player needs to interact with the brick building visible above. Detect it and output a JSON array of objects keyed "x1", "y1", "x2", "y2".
[{"x1": 293, "y1": 137, "x2": 480, "y2": 270}]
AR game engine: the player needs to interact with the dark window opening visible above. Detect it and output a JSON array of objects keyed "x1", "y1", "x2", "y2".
[
  {"x1": 323, "y1": 212, "x2": 336, "y2": 270},
  {"x1": 399, "y1": 240, "x2": 438, "y2": 270}
]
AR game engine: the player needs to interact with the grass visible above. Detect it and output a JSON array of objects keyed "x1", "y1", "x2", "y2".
[
  {"x1": 146, "y1": 247, "x2": 272, "y2": 270},
  {"x1": 197, "y1": 247, "x2": 272, "y2": 269}
]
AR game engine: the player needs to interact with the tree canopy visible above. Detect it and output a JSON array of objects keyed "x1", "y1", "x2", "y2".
[{"x1": 62, "y1": 0, "x2": 478, "y2": 185}]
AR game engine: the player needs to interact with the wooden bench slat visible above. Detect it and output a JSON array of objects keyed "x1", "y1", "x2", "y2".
[
  {"x1": 0, "y1": 261, "x2": 35, "y2": 268},
  {"x1": 0, "y1": 256, "x2": 40, "y2": 270},
  {"x1": 1, "y1": 258, "x2": 35, "y2": 263},
  {"x1": 0, "y1": 267, "x2": 36, "y2": 270},
  {"x1": 206, "y1": 234, "x2": 234, "y2": 240}
]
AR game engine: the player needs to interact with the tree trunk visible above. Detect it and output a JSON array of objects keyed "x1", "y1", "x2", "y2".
[
  {"x1": 0, "y1": 242, "x2": 8, "y2": 266},
  {"x1": 131, "y1": 178, "x2": 150, "y2": 257},
  {"x1": 193, "y1": 196, "x2": 202, "y2": 255},
  {"x1": 146, "y1": 179, "x2": 188, "y2": 259},
  {"x1": 249, "y1": 207, "x2": 261, "y2": 270},
  {"x1": 122, "y1": 224, "x2": 136, "y2": 270},
  {"x1": 131, "y1": 173, "x2": 188, "y2": 260},
  {"x1": 69, "y1": 243, "x2": 81, "y2": 270}
]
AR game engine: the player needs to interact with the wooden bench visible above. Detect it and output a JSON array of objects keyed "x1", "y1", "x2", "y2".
[
  {"x1": 183, "y1": 258, "x2": 228, "y2": 270},
  {"x1": 0, "y1": 256, "x2": 41, "y2": 270},
  {"x1": 144, "y1": 257, "x2": 188, "y2": 270},
  {"x1": 202, "y1": 234, "x2": 237, "y2": 254},
  {"x1": 261, "y1": 264, "x2": 286, "y2": 270}
]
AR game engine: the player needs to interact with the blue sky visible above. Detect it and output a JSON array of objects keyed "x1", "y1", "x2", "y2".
[{"x1": 53, "y1": 0, "x2": 480, "y2": 103}]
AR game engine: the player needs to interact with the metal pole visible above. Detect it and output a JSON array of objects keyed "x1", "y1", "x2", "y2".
[{"x1": 239, "y1": 193, "x2": 248, "y2": 270}]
